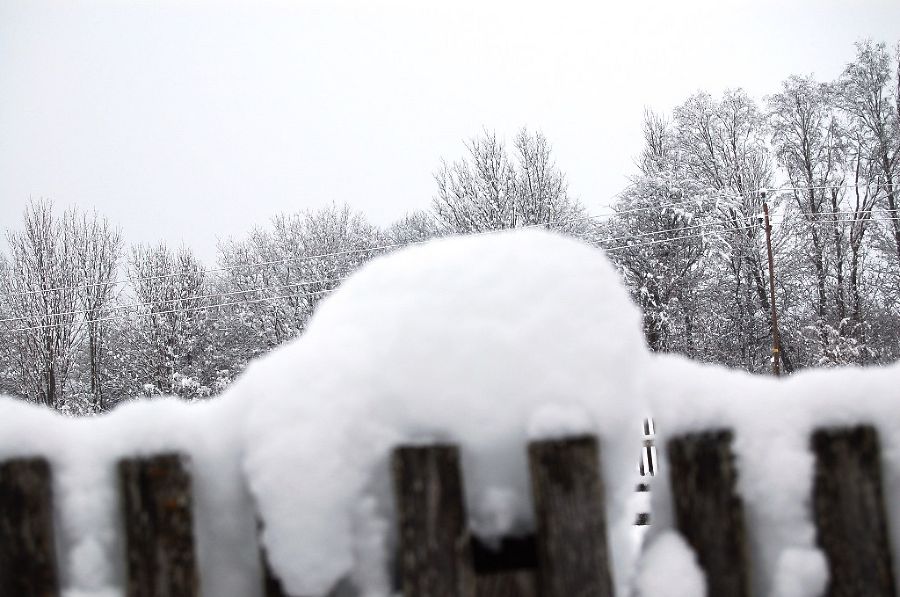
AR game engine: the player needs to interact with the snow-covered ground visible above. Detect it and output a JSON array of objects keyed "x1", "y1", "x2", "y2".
[{"x1": 2, "y1": 229, "x2": 900, "y2": 597}]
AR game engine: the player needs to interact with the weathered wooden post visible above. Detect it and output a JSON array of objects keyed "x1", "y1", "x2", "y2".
[
  {"x1": 667, "y1": 430, "x2": 750, "y2": 597},
  {"x1": 119, "y1": 453, "x2": 199, "y2": 597},
  {"x1": 528, "y1": 435, "x2": 614, "y2": 597},
  {"x1": 0, "y1": 457, "x2": 60, "y2": 597},
  {"x1": 474, "y1": 570, "x2": 537, "y2": 597},
  {"x1": 812, "y1": 425, "x2": 897, "y2": 597},
  {"x1": 392, "y1": 444, "x2": 475, "y2": 597}
]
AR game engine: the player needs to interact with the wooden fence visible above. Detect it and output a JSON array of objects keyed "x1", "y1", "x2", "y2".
[{"x1": 0, "y1": 424, "x2": 895, "y2": 597}]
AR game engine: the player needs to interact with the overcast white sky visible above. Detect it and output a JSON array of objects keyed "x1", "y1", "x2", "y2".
[{"x1": 1, "y1": 0, "x2": 898, "y2": 264}]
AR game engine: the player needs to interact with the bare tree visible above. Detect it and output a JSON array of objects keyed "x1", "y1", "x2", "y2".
[
  {"x1": 837, "y1": 41, "x2": 900, "y2": 269},
  {"x1": 215, "y1": 204, "x2": 382, "y2": 375},
  {"x1": 1, "y1": 200, "x2": 81, "y2": 407},
  {"x1": 67, "y1": 210, "x2": 122, "y2": 411},
  {"x1": 125, "y1": 243, "x2": 207, "y2": 397},
  {"x1": 673, "y1": 90, "x2": 794, "y2": 372},
  {"x1": 386, "y1": 210, "x2": 441, "y2": 246},
  {"x1": 768, "y1": 76, "x2": 846, "y2": 347},
  {"x1": 433, "y1": 128, "x2": 589, "y2": 235}
]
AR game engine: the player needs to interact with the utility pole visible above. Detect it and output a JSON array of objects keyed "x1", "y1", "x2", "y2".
[{"x1": 763, "y1": 201, "x2": 781, "y2": 376}]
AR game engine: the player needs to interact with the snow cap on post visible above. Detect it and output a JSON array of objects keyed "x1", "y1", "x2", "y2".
[{"x1": 237, "y1": 229, "x2": 649, "y2": 595}]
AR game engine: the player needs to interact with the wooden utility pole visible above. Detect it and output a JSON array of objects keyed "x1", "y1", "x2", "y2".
[{"x1": 763, "y1": 202, "x2": 781, "y2": 376}]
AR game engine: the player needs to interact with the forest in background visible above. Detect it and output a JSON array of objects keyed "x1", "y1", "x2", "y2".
[{"x1": 1, "y1": 40, "x2": 898, "y2": 415}]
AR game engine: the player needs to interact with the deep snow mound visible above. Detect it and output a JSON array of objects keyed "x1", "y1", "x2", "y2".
[{"x1": 236, "y1": 229, "x2": 649, "y2": 595}]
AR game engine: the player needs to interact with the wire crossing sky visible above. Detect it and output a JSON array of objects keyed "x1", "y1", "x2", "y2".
[{"x1": 1, "y1": 0, "x2": 898, "y2": 264}]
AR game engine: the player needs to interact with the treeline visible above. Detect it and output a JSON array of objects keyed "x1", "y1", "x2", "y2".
[
  {"x1": 0, "y1": 40, "x2": 897, "y2": 414},
  {"x1": 0, "y1": 129, "x2": 585, "y2": 414},
  {"x1": 611, "y1": 39, "x2": 900, "y2": 372}
]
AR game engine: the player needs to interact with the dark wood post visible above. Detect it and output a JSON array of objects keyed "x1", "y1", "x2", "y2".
[
  {"x1": 667, "y1": 430, "x2": 750, "y2": 597},
  {"x1": 474, "y1": 571, "x2": 537, "y2": 597},
  {"x1": 119, "y1": 453, "x2": 199, "y2": 597},
  {"x1": 812, "y1": 425, "x2": 897, "y2": 597},
  {"x1": 0, "y1": 458, "x2": 60, "y2": 597},
  {"x1": 528, "y1": 435, "x2": 613, "y2": 597},
  {"x1": 392, "y1": 444, "x2": 474, "y2": 597}
]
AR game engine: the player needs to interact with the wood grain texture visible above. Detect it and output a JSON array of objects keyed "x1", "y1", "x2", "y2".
[
  {"x1": 812, "y1": 425, "x2": 897, "y2": 597},
  {"x1": 0, "y1": 457, "x2": 60, "y2": 597},
  {"x1": 392, "y1": 444, "x2": 475, "y2": 597},
  {"x1": 667, "y1": 430, "x2": 749, "y2": 597},
  {"x1": 475, "y1": 570, "x2": 537, "y2": 597},
  {"x1": 528, "y1": 435, "x2": 613, "y2": 597},
  {"x1": 119, "y1": 453, "x2": 199, "y2": 597}
]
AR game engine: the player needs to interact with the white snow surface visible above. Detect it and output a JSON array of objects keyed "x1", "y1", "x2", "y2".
[
  {"x1": 7, "y1": 228, "x2": 900, "y2": 597},
  {"x1": 0, "y1": 393, "x2": 262, "y2": 597},
  {"x1": 644, "y1": 355, "x2": 900, "y2": 597},
  {"x1": 0, "y1": 230, "x2": 649, "y2": 596},
  {"x1": 770, "y1": 547, "x2": 828, "y2": 597},
  {"x1": 236, "y1": 229, "x2": 649, "y2": 595},
  {"x1": 634, "y1": 531, "x2": 706, "y2": 597}
]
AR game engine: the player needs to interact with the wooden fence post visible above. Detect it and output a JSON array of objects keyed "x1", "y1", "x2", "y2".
[
  {"x1": 474, "y1": 570, "x2": 537, "y2": 597},
  {"x1": 392, "y1": 444, "x2": 474, "y2": 597},
  {"x1": 812, "y1": 425, "x2": 897, "y2": 597},
  {"x1": 528, "y1": 435, "x2": 613, "y2": 597},
  {"x1": 0, "y1": 458, "x2": 60, "y2": 597},
  {"x1": 119, "y1": 453, "x2": 199, "y2": 597},
  {"x1": 667, "y1": 430, "x2": 749, "y2": 597}
]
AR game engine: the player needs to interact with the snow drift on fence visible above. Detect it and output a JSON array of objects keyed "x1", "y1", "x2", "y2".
[
  {"x1": 7, "y1": 226, "x2": 900, "y2": 597},
  {"x1": 0, "y1": 393, "x2": 261, "y2": 597},
  {"x1": 235, "y1": 228, "x2": 650, "y2": 595},
  {"x1": 644, "y1": 355, "x2": 900, "y2": 597},
  {"x1": 0, "y1": 229, "x2": 650, "y2": 597}
]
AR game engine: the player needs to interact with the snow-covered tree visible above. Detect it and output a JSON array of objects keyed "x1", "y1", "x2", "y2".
[
  {"x1": 110, "y1": 243, "x2": 210, "y2": 400},
  {"x1": 433, "y1": 128, "x2": 590, "y2": 235},
  {"x1": 0, "y1": 200, "x2": 83, "y2": 407},
  {"x1": 214, "y1": 204, "x2": 382, "y2": 376}
]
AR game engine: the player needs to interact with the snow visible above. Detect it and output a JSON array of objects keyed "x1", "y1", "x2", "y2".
[
  {"x1": 644, "y1": 355, "x2": 900, "y2": 597},
  {"x1": 236, "y1": 228, "x2": 649, "y2": 595},
  {"x1": 0, "y1": 393, "x2": 261, "y2": 597},
  {"x1": 771, "y1": 547, "x2": 828, "y2": 597},
  {"x1": 5, "y1": 227, "x2": 898, "y2": 597},
  {"x1": 634, "y1": 531, "x2": 706, "y2": 597},
  {"x1": 0, "y1": 229, "x2": 649, "y2": 596}
]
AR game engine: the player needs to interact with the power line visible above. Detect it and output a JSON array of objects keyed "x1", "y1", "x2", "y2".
[
  {"x1": 3, "y1": 181, "x2": 878, "y2": 299},
  {"x1": 2, "y1": 213, "x2": 602, "y2": 298},
  {"x1": 0, "y1": 183, "x2": 892, "y2": 329},
  {"x1": 0, "y1": 275, "x2": 352, "y2": 325},
  {"x1": 9, "y1": 212, "x2": 893, "y2": 329},
  {"x1": 0, "y1": 216, "x2": 774, "y2": 327},
  {"x1": 3, "y1": 288, "x2": 336, "y2": 334},
  {"x1": 7, "y1": 214, "x2": 899, "y2": 331},
  {"x1": 603, "y1": 222, "x2": 763, "y2": 253},
  {"x1": 0, "y1": 223, "x2": 765, "y2": 332}
]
